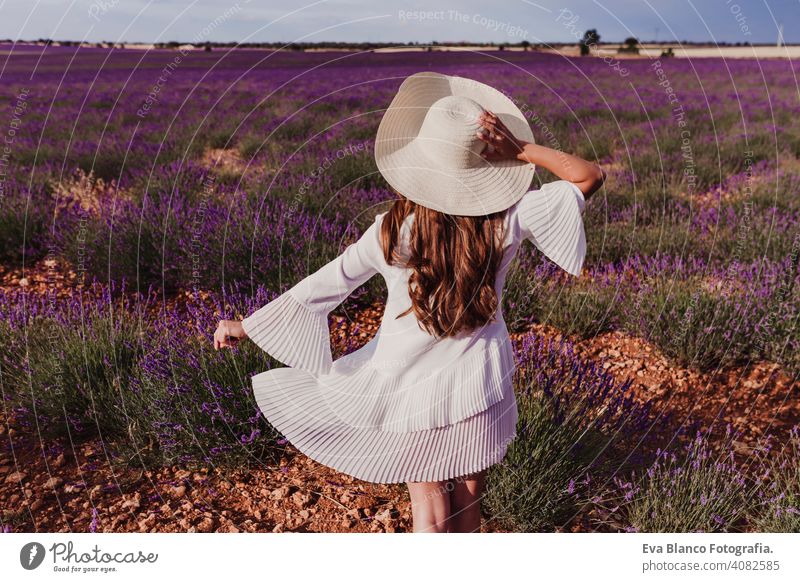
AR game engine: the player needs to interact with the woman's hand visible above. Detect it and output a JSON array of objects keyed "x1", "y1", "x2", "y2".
[
  {"x1": 214, "y1": 319, "x2": 248, "y2": 350},
  {"x1": 476, "y1": 110, "x2": 527, "y2": 162}
]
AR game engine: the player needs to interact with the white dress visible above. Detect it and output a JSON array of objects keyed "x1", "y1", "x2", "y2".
[{"x1": 242, "y1": 180, "x2": 587, "y2": 484}]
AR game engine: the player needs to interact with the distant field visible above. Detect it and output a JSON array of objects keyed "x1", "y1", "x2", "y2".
[{"x1": 4, "y1": 42, "x2": 800, "y2": 59}]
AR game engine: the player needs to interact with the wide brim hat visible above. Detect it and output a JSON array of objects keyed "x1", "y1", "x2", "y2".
[{"x1": 374, "y1": 71, "x2": 535, "y2": 216}]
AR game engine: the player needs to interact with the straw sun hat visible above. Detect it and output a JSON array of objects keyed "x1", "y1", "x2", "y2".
[{"x1": 374, "y1": 71, "x2": 535, "y2": 216}]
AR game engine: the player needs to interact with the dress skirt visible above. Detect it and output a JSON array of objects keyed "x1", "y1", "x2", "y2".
[{"x1": 252, "y1": 366, "x2": 519, "y2": 484}]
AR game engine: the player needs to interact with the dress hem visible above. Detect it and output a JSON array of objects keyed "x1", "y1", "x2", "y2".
[{"x1": 251, "y1": 367, "x2": 519, "y2": 484}]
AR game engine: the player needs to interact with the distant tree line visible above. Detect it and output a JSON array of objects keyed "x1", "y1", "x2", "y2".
[
  {"x1": 0, "y1": 39, "x2": 767, "y2": 50},
  {"x1": 147, "y1": 40, "x2": 550, "y2": 51}
]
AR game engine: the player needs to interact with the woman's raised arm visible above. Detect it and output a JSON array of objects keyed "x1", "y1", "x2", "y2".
[{"x1": 476, "y1": 110, "x2": 605, "y2": 199}]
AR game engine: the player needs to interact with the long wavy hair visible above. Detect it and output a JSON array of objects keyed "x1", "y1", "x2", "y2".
[{"x1": 379, "y1": 193, "x2": 508, "y2": 338}]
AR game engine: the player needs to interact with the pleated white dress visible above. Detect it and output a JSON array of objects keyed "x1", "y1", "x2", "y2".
[{"x1": 242, "y1": 180, "x2": 587, "y2": 484}]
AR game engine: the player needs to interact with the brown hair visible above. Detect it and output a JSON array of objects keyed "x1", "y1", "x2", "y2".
[{"x1": 379, "y1": 193, "x2": 508, "y2": 338}]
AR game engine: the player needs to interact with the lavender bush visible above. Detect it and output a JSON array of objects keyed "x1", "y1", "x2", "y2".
[
  {"x1": 0, "y1": 280, "x2": 282, "y2": 470},
  {"x1": 0, "y1": 182, "x2": 55, "y2": 266},
  {"x1": 484, "y1": 333, "x2": 654, "y2": 532},
  {"x1": 748, "y1": 427, "x2": 800, "y2": 533},
  {"x1": 598, "y1": 424, "x2": 800, "y2": 533}
]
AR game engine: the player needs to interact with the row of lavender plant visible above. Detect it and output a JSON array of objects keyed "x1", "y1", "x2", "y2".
[
  {"x1": 0, "y1": 280, "x2": 283, "y2": 470},
  {"x1": 505, "y1": 250, "x2": 799, "y2": 374},
  {"x1": 484, "y1": 331, "x2": 656, "y2": 531},
  {"x1": 482, "y1": 330, "x2": 799, "y2": 532},
  {"x1": 595, "y1": 425, "x2": 800, "y2": 532}
]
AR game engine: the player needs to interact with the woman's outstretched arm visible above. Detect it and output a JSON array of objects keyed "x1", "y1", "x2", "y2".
[{"x1": 476, "y1": 111, "x2": 605, "y2": 199}]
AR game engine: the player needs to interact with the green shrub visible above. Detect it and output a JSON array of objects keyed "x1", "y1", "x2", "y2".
[
  {"x1": 6, "y1": 309, "x2": 145, "y2": 441},
  {"x1": 748, "y1": 427, "x2": 800, "y2": 532},
  {"x1": 484, "y1": 335, "x2": 648, "y2": 531},
  {"x1": 612, "y1": 431, "x2": 754, "y2": 532}
]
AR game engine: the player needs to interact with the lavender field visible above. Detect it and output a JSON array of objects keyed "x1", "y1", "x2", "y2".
[{"x1": 1, "y1": 46, "x2": 798, "y2": 533}]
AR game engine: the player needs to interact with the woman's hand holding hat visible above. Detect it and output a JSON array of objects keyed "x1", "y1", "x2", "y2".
[{"x1": 476, "y1": 110, "x2": 527, "y2": 162}]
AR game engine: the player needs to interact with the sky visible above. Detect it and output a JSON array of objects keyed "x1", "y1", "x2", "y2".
[{"x1": 0, "y1": 0, "x2": 796, "y2": 45}]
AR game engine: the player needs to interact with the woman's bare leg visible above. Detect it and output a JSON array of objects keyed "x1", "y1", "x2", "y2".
[
  {"x1": 448, "y1": 469, "x2": 486, "y2": 533},
  {"x1": 406, "y1": 479, "x2": 452, "y2": 533}
]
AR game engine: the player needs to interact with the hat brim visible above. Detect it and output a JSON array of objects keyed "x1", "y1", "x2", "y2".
[{"x1": 374, "y1": 72, "x2": 536, "y2": 216}]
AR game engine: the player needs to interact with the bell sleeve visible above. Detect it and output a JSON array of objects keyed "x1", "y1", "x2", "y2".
[
  {"x1": 516, "y1": 179, "x2": 587, "y2": 276},
  {"x1": 241, "y1": 212, "x2": 387, "y2": 377}
]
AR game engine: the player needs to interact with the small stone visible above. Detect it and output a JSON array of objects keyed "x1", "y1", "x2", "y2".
[
  {"x1": 53, "y1": 454, "x2": 66, "y2": 468},
  {"x1": 272, "y1": 523, "x2": 285, "y2": 533},
  {"x1": 170, "y1": 485, "x2": 187, "y2": 499},
  {"x1": 270, "y1": 485, "x2": 291, "y2": 500},
  {"x1": 44, "y1": 476, "x2": 63, "y2": 489},
  {"x1": 138, "y1": 514, "x2": 157, "y2": 532},
  {"x1": 374, "y1": 509, "x2": 393, "y2": 525},
  {"x1": 6, "y1": 471, "x2": 26, "y2": 484},
  {"x1": 196, "y1": 517, "x2": 214, "y2": 533},
  {"x1": 122, "y1": 497, "x2": 140, "y2": 510},
  {"x1": 291, "y1": 492, "x2": 313, "y2": 508}
]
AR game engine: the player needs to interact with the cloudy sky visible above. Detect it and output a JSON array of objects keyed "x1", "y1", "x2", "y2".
[{"x1": 0, "y1": 0, "x2": 796, "y2": 45}]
